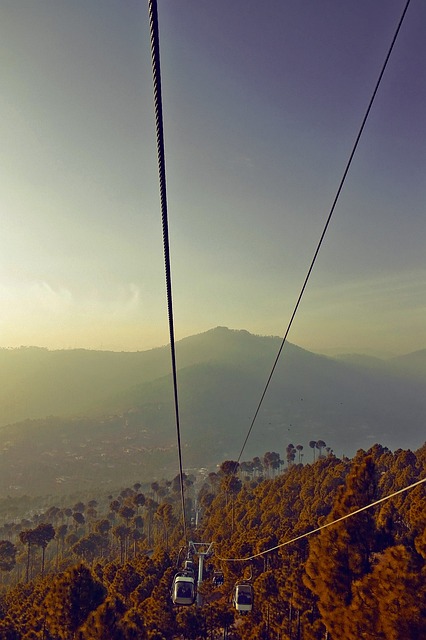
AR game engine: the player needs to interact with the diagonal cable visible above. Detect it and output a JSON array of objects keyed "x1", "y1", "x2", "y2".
[
  {"x1": 148, "y1": 0, "x2": 187, "y2": 542},
  {"x1": 217, "y1": 476, "x2": 425, "y2": 562},
  {"x1": 235, "y1": 0, "x2": 412, "y2": 466}
]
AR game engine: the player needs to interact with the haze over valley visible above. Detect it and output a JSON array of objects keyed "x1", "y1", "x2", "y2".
[{"x1": 0, "y1": 327, "x2": 424, "y2": 498}]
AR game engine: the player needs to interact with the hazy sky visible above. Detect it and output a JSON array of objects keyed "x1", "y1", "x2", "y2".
[{"x1": 1, "y1": 0, "x2": 425, "y2": 356}]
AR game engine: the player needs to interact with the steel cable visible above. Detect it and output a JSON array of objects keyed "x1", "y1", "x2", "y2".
[
  {"x1": 235, "y1": 0, "x2": 412, "y2": 467},
  {"x1": 148, "y1": 0, "x2": 187, "y2": 542}
]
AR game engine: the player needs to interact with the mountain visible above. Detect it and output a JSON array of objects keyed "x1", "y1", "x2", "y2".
[
  {"x1": 0, "y1": 327, "x2": 280, "y2": 426},
  {"x1": 389, "y1": 349, "x2": 426, "y2": 381},
  {"x1": 0, "y1": 345, "x2": 173, "y2": 427},
  {"x1": 0, "y1": 327, "x2": 425, "y2": 497}
]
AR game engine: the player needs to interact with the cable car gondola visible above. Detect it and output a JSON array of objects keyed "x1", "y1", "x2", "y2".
[
  {"x1": 171, "y1": 572, "x2": 196, "y2": 606},
  {"x1": 233, "y1": 582, "x2": 253, "y2": 614},
  {"x1": 212, "y1": 570, "x2": 224, "y2": 587}
]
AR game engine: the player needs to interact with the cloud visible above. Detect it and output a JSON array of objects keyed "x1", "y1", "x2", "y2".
[
  {"x1": 0, "y1": 281, "x2": 72, "y2": 312},
  {"x1": 0, "y1": 280, "x2": 144, "y2": 320},
  {"x1": 29, "y1": 281, "x2": 73, "y2": 312},
  {"x1": 113, "y1": 283, "x2": 141, "y2": 315}
]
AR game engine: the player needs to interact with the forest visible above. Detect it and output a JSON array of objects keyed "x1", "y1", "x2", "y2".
[{"x1": 0, "y1": 441, "x2": 425, "y2": 639}]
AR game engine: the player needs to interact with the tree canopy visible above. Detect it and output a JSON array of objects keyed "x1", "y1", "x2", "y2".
[{"x1": 0, "y1": 442, "x2": 424, "y2": 639}]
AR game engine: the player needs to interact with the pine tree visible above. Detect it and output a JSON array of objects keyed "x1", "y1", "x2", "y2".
[
  {"x1": 77, "y1": 596, "x2": 128, "y2": 640},
  {"x1": 43, "y1": 563, "x2": 106, "y2": 639},
  {"x1": 0, "y1": 540, "x2": 17, "y2": 573},
  {"x1": 304, "y1": 455, "x2": 379, "y2": 638}
]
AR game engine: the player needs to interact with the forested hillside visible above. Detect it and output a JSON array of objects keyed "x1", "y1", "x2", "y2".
[{"x1": 0, "y1": 442, "x2": 424, "y2": 639}]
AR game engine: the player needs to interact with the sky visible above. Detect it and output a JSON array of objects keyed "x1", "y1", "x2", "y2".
[{"x1": 1, "y1": 0, "x2": 425, "y2": 356}]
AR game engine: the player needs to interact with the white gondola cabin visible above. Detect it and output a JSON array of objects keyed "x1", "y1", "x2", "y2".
[
  {"x1": 233, "y1": 582, "x2": 253, "y2": 613},
  {"x1": 212, "y1": 570, "x2": 224, "y2": 587},
  {"x1": 171, "y1": 572, "x2": 196, "y2": 606}
]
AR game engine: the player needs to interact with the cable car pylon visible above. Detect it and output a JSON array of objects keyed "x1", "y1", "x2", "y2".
[
  {"x1": 171, "y1": 541, "x2": 214, "y2": 607},
  {"x1": 189, "y1": 540, "x2": 214, "y2": 606}
]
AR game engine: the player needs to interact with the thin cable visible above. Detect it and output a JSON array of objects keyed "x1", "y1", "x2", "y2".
[
  {"x1": 217, "y1": 475, "x2": 425, "y2": 562},
  {"x1": 235, "y1": 0, "x2": 412, "y2": 466},
  {"x1": 148, "y1": 0, "x2": 187, "y2": 542}
]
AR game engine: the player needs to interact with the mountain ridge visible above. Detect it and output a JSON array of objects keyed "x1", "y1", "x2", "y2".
[{"x1": 0, "y1": 327, "x2": 425, "y2": 496}]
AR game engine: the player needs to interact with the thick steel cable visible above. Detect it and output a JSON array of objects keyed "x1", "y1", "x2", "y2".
[
  {"x1": 235, "y1": 0, "x2": 412, "y2": 467},
  {"x1": 148, "y1": 0, "x2": 187, "y2": 542},
  {"x1": 217, "y1": 476, "x2": 425, "y2": 562}
]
